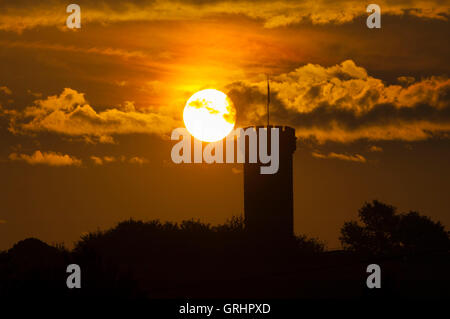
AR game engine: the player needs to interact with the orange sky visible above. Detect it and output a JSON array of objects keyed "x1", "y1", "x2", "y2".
[{"x1": 0, "y1": 0, "x2": 449, "y2": 249}]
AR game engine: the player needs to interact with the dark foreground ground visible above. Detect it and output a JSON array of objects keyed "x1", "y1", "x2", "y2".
[{"x1": 0, "y1": 219, "x2": 449, "y2": 300}]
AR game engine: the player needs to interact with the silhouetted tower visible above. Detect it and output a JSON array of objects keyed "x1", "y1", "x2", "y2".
[
  {"x1": 243, "y1": 125, "x2": 296, "y2": 240},
  {"x1": 243, "y1": 76, "x2": 296, "y2": 240}
]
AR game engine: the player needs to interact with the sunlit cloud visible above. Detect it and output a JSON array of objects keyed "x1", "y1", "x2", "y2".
[
  {"x1": 229, "y1": 60, "x2": 450, "y2": 143},
  {"x1": 9, "y1": 150, "x2": 82, "y2": 166},
  {"x1": 90, "y1": 156, "x2": 104, "y2": 165},
  {"x1": 231, "y1": 167, "x2": 243, "y2": 174},
  {"x1": 368, "y1": 145, "x2": 383, "y2": 152},
  {"x1": 0, "y1": 0, "x2": 448, "y2": 32},
  {"x1": 3, "y1": 59, "x2": 450, "y2": 145},
  {"x1": 128, "y1": 156, "x2": 149, "y2": 165},
  {"x1": 7, "y1": 88, "x2": 181, "y2": 143},
  {"x1": 312, "y1": 151, "x2": 366, "y2": 163},
  {"x1": 0, "y1": 86, "x2": 12, "y2": 95},
  {"x1": 0, "y1": 40, "x2": 147, "y2": 60},
  {"x1": 90, "y1": 155, "x2": 149, "y2": 165}
]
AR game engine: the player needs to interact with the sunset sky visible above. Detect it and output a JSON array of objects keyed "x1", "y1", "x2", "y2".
[{"x1": 0, "y1": 0, "x2": 449, "y2": 249}]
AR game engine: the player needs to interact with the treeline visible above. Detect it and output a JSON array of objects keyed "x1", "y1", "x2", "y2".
[{"x1": 0, "y1": 201, "x2": 448, "y2": 299}]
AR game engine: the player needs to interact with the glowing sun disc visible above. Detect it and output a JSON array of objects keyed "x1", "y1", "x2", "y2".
[{"x1": 183, "y1": 89, "x2": 236, "y2": 142}]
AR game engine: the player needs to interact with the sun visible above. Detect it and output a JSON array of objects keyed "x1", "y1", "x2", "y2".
[{"x1": 183, "y1": 89, "x2": 236, "y2": 142}]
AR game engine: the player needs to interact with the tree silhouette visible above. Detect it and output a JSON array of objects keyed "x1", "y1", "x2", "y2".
[
  {"x1": 1, "y1": 211, "x2": 448, "y2": 299},
  {"x1": 68, "y1": 216, "x2": 323, "y2": 298},
  {"x1": 0, "y1": 238, "x2": 68, "y2": 298},
  {"x1": 396, "y1": 211, "x2": 450, "y2": 253},
  {"x1": 340, "y1": 200, "x2": 449, "y2": 255}
]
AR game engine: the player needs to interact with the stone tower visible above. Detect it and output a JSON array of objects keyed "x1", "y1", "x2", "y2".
[{"x1": 243, "y1": 125, "x2": 296, "y2": 240}]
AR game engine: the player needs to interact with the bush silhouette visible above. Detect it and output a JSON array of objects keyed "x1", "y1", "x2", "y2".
[{"x1": 340, "y1": 200, "x2": 449, "y2": 255}]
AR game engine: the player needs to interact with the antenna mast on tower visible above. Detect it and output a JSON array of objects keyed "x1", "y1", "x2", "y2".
[{"x1": 267, "y1": 74, "x2": 270, "y2": 126}]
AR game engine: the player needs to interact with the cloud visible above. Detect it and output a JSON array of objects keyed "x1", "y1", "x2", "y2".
[
  {"x1": 4, "y1": 62, "x2": 450, "y2": 146},
  {"x1": 231, "y1": 167, "x2": 243, "y2": 174},
  {"x1": 8, "y1": 88, "x2": 180, "y2": 143},
  {"x1": 0, "y1": 86, "x2": 12, "y2": 95},
  {"x1": 90, "y1": 156, "x2": 104, "y2": 165},
  {"x1": 103, "y1": 156, "x2": 117, "y2": 163},
  {"x1": 0, "y1": 0, "x2": 448, "y2": 32},
  {"x1": 368, "y1": 145, "x2": 383, "y2": 152},
  {"x1": 312, "y1": 151, "x2": 366, "y2": 163},
  {"x1": 9, "y1": 150, "x2": 82, "y2": 166},
  {"x1": 228, "y1": 60, "x2": 450, "y2": 143},
  {"x1": 0, "y1": 41, "x2": 147, "y2": 60},
  {"x1": 128, "y1": 156, "x2": 149, "y2": 165},
  {"x1": 90, "y1": 155, "x2": 148, "y2": 165},
  {"x1": 0, "y1": 219, "x2": 6, "y2": 224}
]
